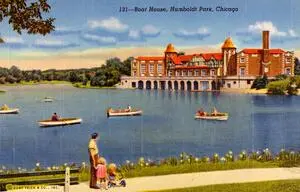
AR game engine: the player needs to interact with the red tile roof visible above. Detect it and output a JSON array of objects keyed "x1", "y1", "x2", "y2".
[
  {"x1": 136, "y1": 56, "x2": 164, "y2": 61},
  {"x1": 201, "y1": 53, "x2": 223, "y2": 61},
  {"x1": 241, "y1": 49, "x2": 285, "y2": 54}
]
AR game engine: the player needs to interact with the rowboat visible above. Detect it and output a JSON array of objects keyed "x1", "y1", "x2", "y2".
[
  {"x1": 194, "y1": 113, "x2": 229, "y2": 121},
  {"x1": 0, "y1": 108, "x2": 19, "y2": 114},
  {"x1": 107, "y1": 108, "x2": 143, "y2": 117},
  {"x1": 38, "y1": 118, "x2": 82, "y2": 127},
  {"x1": 42, "y1": 97, "x2": 54, "y2": 102}
]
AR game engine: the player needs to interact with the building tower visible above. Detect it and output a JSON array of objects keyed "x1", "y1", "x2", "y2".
[
  {"x1": 222, "y1": 37, "x2": 236, "y2": 76},
  {"x1": 164, "y1": 43, "x2": 177, "y2": 76},
  {"x1": 261, "y1": 30, "x2": 270, "y2": 75}
]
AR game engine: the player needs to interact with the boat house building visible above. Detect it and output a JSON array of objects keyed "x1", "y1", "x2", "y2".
[{"x1": 120, "y1": 30, "x2": 294, "y2": 91}]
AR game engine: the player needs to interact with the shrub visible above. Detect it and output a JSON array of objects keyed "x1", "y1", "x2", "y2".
[
  {"x1": 267, "y1": 79, "x2": 289, "y2": 95},
  {"x1": 251, "y1": 74, "x2": 268, "y2": 89}
]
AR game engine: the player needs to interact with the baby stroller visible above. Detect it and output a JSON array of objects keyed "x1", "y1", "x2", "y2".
[{"x1": 107, "y1": 163, "x2": 126, "y2": 188}]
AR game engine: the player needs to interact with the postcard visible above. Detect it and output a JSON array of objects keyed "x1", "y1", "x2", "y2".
[{"x1": 0, "y1": 0, "x2": 300, "y2": 191}]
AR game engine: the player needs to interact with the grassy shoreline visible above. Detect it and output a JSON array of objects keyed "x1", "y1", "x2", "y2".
[
  {"x1": 149, "y1": 179, "x2": 300, "y2": 192},
  {"x1": 0, "y1": 80, "x2": 71, "y2": 86}
]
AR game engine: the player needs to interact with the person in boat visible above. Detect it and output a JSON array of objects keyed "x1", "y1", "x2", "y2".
[
  {"x1": 126, "y1": 105, "x2": 132, "y2": 112},
  {"x1": 0, "y1": 104, "x2": 9, "y2": 110},
  {"x1": 212, "y1": 107, "x2": 218, "y2": 116},
  {"x1": 88, "y1": 133, "x2": 100, "y2": 189},
  {"x1": 197, "y1": 108, "x2": 205, "y2": 116},
  {"x1": 51, "y1": 113, "x2": 59, "y2": 121}
]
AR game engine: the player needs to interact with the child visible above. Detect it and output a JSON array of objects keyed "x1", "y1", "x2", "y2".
[
  {"x1": 107, "y1": 163, "x2": 126, "y2": 188},
  {"x1": 96, "y1": 157, "x2": 108, "y2": 189}
]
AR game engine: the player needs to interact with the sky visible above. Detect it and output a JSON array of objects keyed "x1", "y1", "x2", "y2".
[{"x1": 0, "y1": 0, "x2": 300, "y2": 70}]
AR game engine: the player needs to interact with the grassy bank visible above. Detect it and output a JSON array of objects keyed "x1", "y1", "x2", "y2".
[
  {"x1": 0, "y1": 90, "x2": 5, "y2": 93},
  {"x1": 149, "y1": 179, "x2": 300, "y2": 192},
  {"x1": 0, "y1": 80, "x2": 71, "y2": 86},
  {"x1": 1, "y1": 149, "x2": 300, "y2": 183},
  {"x1": 73, "y1": 81, "x2": 116, "y2": 89}
]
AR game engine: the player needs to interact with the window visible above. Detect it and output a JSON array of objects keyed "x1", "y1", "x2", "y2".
[
  {"x1": 247, "y1": 80, "x2": 251, "y2": 84},
  {"x1": 188, "y1": 70, "x2": 192, "y2": 76},
  {"x1": 133, "y1": 71, "x2": 137, "y2": 76},
  {"x1": 168, "y1": 70, "x2": 172, "y2": 76},
  {"x1": 201, "y1": 69, "x2": 207, "y2": 76},
  {"x1": 233, "y1": 81, "x2": 236, "y2": 84},
  {"x1": 183, "y1": 70, "x2": 187, "y2": 76},
  {"x1": 240, "y1": 68, "x2": 245, "y2": 76},
  {"x1": 251, "y1": 54, "x2": 258, "y2": 57},
  {"x1": 149, "y1": 64, "x2": 154, "y2": 74},
  {"x1": 285, "y1": 68, "x2": 291, "y2": 75},
  {"x1": 227, "y1": 83, "x2": 231, "y2": 88},
  {"x1": 157, "y1": 64, "x2": 163, "y2": 74},
  {"x1": 195, "y1": 70, "x2": 199, "y2": 76},
  {"x1": 176, "y1": 71, "x2": 180, "y2": 76},
  {"x1": 240, "y1": 57, "x2": 245, "y2": 63},
  {"x1": 140, "y1": 64, "x2": 146, "y2": 75},
  {"x1": 132, "y1": 62, "x2": 137, "y2": 67},
  {"x1": 286, "y1": 58, "x2": 292, "y2": 63},
  {"x1": 211, "y1": 69, "x2": 215, "y2": 76}
]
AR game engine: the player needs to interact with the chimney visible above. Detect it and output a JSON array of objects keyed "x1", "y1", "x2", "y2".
[{"x1": 262, "y1": 31, "x2": 269, "y2": 49}]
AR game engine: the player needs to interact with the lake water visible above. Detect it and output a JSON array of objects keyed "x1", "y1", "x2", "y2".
[{"x1": 0, "y1": 85, "x2": 300, "y2": 168}]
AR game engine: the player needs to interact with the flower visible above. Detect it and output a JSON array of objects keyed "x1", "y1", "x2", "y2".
[
  {"x1": 195, "y1": 158, "x2": 199, "y2": 162},
  {"x1": 228, "y1": 150, "x2": 233, "y2": 155},
  {"x1": 126, "y1": 160, "x2": 130, "y2": 164},
  {"x1": 280, "y1": 149, "x2": 285, "y2": 152},
  {"x1": 220, "y1": 157, "x2": 226, "y2": 162},
  {"x1": 180, "y1": 160, "x2": 183, "y2": 163},
  {"x1": 214, "y1": 153, "x2": 219, "y2": 157},
  {"x1": 36, "y1": 163, "x2": 40, "y2": 167},
  {"x1": 47, "y1": 167, "x2": 51, "y2": 171},
  {"x1": 145, "y1": 163, "x2": 149, "y2": 166},
  {"x1": 64, "y1": 163, "x2": 67, "y2": 167}
]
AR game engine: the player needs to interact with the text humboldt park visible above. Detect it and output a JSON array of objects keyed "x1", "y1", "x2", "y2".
[{"x1": 131, "y1": 6, "x2": 238, "y2": 13}]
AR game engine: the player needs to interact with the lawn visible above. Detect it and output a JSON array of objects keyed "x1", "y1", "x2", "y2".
[
  {"x1": 1, "y1": 80, "x2": 71, "y2": 86},
  {"x1": 121, "y1": 160, "x2": 279, "y2": 178},
  {"x1": 73, "y1": 81, "x2": 116, "y2": 89},
  {"x1": 148, "y1": 179, "x2": 300, "y2": 192}
]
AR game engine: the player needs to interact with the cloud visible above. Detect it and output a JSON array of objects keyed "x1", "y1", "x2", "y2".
[
  {"x1": 81, "y1": 33, "x2": 117, "y2": 45},
  {"x1": 52, "y1": 27, "x2": 81, "y2": 36},
  {"x1": 33, "y1": 39, "x2": 79, "y2": 49},
  {"x1": 173, "y1": 27, "x2": 210, "y2": 40},
  {"x1": 0, "y1": 36, "x2": 27, "y2": 49},
  {"x1": 236, "y1": 21, "x2": 299, "y2": 44},
  {"x1": 141, "y1": 25, "x2": 161, "y2": 37},
  {"x1": 88, "y1": 17, "x2": 128, "y2": 33}
]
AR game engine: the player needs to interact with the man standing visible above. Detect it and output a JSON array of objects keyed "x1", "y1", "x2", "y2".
[{"x1": 88, "y1": 133, "x2": 100, "y2": 188}]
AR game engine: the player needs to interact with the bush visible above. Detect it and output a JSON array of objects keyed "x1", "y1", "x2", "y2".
[
  {"x1": 251, "y1": 74, "x2": 268, "y2": 89},
  {"x1": 267, "y1": 80, "x2": 289, "y2": 95}
]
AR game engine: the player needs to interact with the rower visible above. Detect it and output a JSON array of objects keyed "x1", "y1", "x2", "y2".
[
  {"x1": 212, "y1": 107, "x2": 218, "y2": 116},
  {"x1": 1, "y1": 104, "x2": 9, "y2": 110},
  {"x1": 127, "y1": 105, "x2": 132, "y2": 112},
  {"x1": 51, "y1": 113, "x2": 59, "y2": 121}
]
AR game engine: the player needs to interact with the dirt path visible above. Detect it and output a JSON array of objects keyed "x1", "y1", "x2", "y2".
[{"x1": 65, "y1": 168, "x2": 300, "y2": 192}]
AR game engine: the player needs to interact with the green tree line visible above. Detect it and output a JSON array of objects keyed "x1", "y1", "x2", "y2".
[{"x1": 0, "y1": 57, "x2": 132, "y2": 87}]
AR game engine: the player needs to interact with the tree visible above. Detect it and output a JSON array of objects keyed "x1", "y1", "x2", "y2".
[
  {"x1": 295, "y1": 57, "x2": 300, "y2": 75},
  {"x1": 178, "y1": 51, "x2": 185, "y2": 55},
  {"x1": 251, "y1": 74, "x2": 268, "y2": 90},
  {"x1": 0, "y1": 0, "x2": 55, "y2": 42},
  {"x1": 120, "y1": 57, "x2": 133, "y2": 76},
  {"x1": 68, "y1": 71, "x2": 80, "y2": 83}
]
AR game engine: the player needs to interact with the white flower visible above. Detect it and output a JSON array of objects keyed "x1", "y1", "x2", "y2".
[
  {"x1": 2, "y1": 166, "x2": 6, "y2": 170},
  {"x1": 195, "y1": 158, "x2": 199, "y2": 162},
  {"x1": 18, "y1": 167, "x2": 21, "y2": 170},
  {"x1": 180, "y1": 160, "x2": 183, "y2": 163},
  {"x1": 220, "y1": 157, "x2": 226, "y2": 162},
  {"x1": 36, "y1": 163, "x2": 40, "y2": 167},
  {"x1": 228, "y1": 150, "x2": 233, "y2": 155},
  {"x1": 242, "y1": 150, "x2": 246, "y2": 155},
  {"x1": 47, "y1": 167, "x2": 51, "y2": 170},
  {"x1": 291, "y1": 151, "x2": 295, "y2": 155},
  {"x1": 280, "y1": 149, "x2": 285, "y2": 152},
  {"x1": 130, "y1": 163, "x2": 134, "y2": 167},
  {"x1": 126, "y1": 160, "x2": 130, "y2": 164},
  {"x1": 145, "y1": 163, "x2": 149, "y2": 166},
  {"x1": 52, "y1": 166, "x2": 55, "y2": 170},
  {"x1": 256, "y1": 151, "x2": 260, "y2": 155},
  {"x1": 64, "y1": 163, "x2": 67, "y2": 166},
  {"x1": 214, "y1": 153, "x2": 219, "y2": 157}
]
